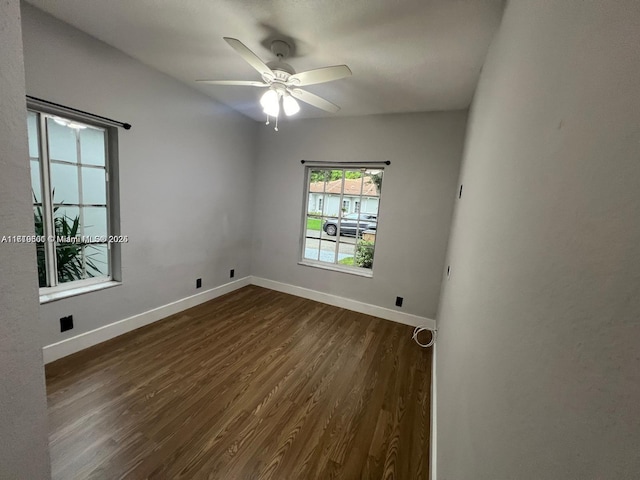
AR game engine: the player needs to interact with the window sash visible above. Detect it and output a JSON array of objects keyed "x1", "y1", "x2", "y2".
[
  {"x1": 301, "y1": 166, "x2": 382, "y2": 273},
  {"x1": 29, "y1": 110, "x2": 112, "y2": 290}
]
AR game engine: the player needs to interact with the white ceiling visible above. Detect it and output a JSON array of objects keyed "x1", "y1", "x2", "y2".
[{"x1": 25, "y1": 0, "x2": 505, "y2": 121}]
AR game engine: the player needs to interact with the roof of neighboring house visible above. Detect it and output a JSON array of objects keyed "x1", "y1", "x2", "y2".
[{"x1": 309, "y1": 177, "x2": 380, "y2": 197}]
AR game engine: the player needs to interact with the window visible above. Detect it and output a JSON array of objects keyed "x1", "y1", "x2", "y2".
[
  {"x1": 301, "y1": 167, "x2": 383, "y2": 275},
  {"x1": 318, "y1": 197, "x2": 323, "y2": 211},
  {"x1": 27, "y1": 109, "x2": 120, "y2": 298}
]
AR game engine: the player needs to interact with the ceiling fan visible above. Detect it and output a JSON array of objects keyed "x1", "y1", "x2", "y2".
[{"x1": 197, "y1": 37, "x2": 352, "y2": 130}]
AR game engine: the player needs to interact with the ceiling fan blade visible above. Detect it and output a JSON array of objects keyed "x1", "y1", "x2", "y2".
[
  {"x1": 223, "y1": 37, "x2": 274, "y2": 79},
  {"x1": 288, "y1": 65, "x2": 352, "y2": 86},
  {"x1": 290, "y1": 89, "x2": 340, "y2": 113},
  {"x1": 196, "y1": 80, "x2": 268, "y2": 87}
]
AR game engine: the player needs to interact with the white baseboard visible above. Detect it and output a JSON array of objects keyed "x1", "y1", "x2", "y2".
[
  {"x1": 42, "y1": 276, "x2": 251, "y2": 364},
  {"x1": 43, "y1": 275, "x2": 436, "y2": 364},
  {"x1": 430, "y1": 342, "x2": 438, "y2": 480},
  {"x1": 250, "y1": 276, "x2": 436, "y2": 330}
]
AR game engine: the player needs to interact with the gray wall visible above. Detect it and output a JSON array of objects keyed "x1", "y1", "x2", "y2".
[
  {"x1": 436, "y1": 1, "x2": 640, "y2": 478},
  {"x1": 21, "y1": 4, "x2": 258, "y2": 347},
  {"x1": 0, "y1": 0, "x2": 51, "y2": 477},
  {"x1": 252, "y1": 112, "x2": 466, "y2": 319}
]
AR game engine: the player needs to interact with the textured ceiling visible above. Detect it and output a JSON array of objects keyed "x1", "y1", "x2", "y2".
[{"x1": 25, "y1": 0, "x2": 505, "y2": 121}]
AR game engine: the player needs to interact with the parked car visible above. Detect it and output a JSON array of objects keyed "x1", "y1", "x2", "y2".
[{"x1": 322, "y1": 213, "x2": 377, "y2": 237}]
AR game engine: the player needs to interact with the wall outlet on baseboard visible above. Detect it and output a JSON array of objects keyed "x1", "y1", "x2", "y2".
[
  {"x1": 230, "y1": 269, "x2": 235, "y2": 278},
  {"x1": 60, "y1": 315, "x2": 73, "y2": 332},
  {"x1": 395, "y1": 296, "x2": 403, "y2": 307},
  {"x1": 196, "y1": 278, "x2": 202, "y2": 289}
]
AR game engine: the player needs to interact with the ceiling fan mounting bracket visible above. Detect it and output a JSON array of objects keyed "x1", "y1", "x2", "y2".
[{"x1": 270, "y1": 40, "x2": 291, "y2": 60}]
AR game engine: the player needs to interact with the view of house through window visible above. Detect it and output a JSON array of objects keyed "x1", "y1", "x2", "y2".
[
  {"x1": 301, "y1": 167, "x2": 383, "y2": 273},
  {"x1": 27, "y1": 110, "x2": 113, "y2": 290}
]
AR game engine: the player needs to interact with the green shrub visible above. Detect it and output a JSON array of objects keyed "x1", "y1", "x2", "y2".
[{"x1": 355, "y1": 240, "x2": 374, "y2": 268}]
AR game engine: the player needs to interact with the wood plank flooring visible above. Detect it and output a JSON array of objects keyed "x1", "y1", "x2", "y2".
[{"x1": 46, "y1": 285, "x2": 432, "y2": 479}]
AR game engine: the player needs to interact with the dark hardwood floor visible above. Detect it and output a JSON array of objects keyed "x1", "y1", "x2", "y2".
[{"x1": 46, "y1": 285, "x2": 432, "y2": 479}]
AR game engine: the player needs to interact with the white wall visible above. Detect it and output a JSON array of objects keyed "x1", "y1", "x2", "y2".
[
  {"x1": 252, "y1": 112, "x2": 466, "y2": 319},
  {"x1": 21, "y1": 3, "x2": 258, "y2": 348},
  {"x1": 436, "y1": 1, "x2": 640, "y2": 478},
  {"x1": 0, "y1": 0, "x2": 51, "y2": 477}
]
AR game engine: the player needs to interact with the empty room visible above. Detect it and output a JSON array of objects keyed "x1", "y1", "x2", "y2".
[{"x1": 1, "y1": 1, "x2": 639, "y2": 479}]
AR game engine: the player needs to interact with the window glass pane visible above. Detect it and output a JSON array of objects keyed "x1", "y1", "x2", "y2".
[
  {"x1": 308, "y1": 170, "x2": 327, "y2": 214},
  {"x1": 80, "y1": 128, "x2": 106, "y2": 166},
  {"x1": 304, "y1": 214, "x2": 319, "y2": 237},
  {"x1": 56, "y1": 244, "x2": 87, "y2": 283},
  {"x1": 33, "y1": 205, "x2": 45, "y2": 236},
  {"x1": 308, "y1": 194, "x2": 327, "y2": 216},
  {"x1": 30, "y1": 160, "x2": 42, "y2": 204},
  {"x1": 303, "y1": 236, "x2": 321, "y2": 262},
  {"x1": 337, "y1": 240, "x2": 356, "y2": 266},
  {"x1": 343, "y1": 171, "x2": 363, "y2": 215},
  {"x1": 355, "y1": 240, "x2": 375, "y2": 269},
  {"x1": 364, "y1": 170, "x2": 382, "y2": 203},
  {"x1": 50, "y1": 163, "x2": 79, "y2": 204},
  {"x1": 47, "y1": 118, "x2": 78, "y2": 163},
  {"x1": 81, "y1": 167, "x2": 107, "y2": 205},
  {"x1": 85, "y1": 244, "x2": 109, "y2": 276},
  {"x1": 362, "y1": 198, "x2": 380, "y2": 216},
  {"x1": 319, "y1": 240, "x2": 337, "y2": 263},
  {"x1": 27, "y1": 111, "x2": 39, "y2": 158},
  {"x1": 34, "y1": 206, "x2": 47, "y2": 288},
  {"x1": 53, "y1": 206, "x2": 80, "y2": 237},
  {"x1": 320, "y1": 216, "x2": 338, "y2": 238},
  {"x1": 82, "y1": 206, "x2": 108, "y2": 237}
]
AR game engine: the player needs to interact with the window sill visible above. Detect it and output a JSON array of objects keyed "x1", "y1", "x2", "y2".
[
  {"x1": 298, "y1": 260, "x2": 373, "y2": 278},
  {"x1": 39, "y1": 280, "x2": 121, "y2": 304}
]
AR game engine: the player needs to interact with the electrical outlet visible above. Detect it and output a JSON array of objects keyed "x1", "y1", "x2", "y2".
[
  {"x1": 395, "y1": 296, "x2": 403, "y2": 307},
  {"x1": 196, "y1": 278, "x2": 202, "y2": 289},
  {"x1": 60, "y1": 315, "x2": 73, "y2": 332},
  {"x1": 230, "y1": 269, "x2": 235, "y2": 278}
]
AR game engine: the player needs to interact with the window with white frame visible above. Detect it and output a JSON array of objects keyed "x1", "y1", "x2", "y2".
[
  {"x1": 27, "y1": 109, "x2": 119, "y2": 294},
  {"x1": 301, "y1": 167, "x2": 383, "y2": 275}
]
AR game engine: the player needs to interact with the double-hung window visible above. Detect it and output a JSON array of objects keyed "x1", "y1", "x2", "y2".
[
  {"x1": 27, "y1": 109, "x2": 120, "y2": 300},
  {"x1": 301, "y1": 167, "x2": 383, "y2": 276}
]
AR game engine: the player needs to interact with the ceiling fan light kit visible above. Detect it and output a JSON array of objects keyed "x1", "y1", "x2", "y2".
[
  {"x1": 197, "y1": 37, "x2": 352, "y2": 131},
  {"x1": 282, "y1": 94, "x2": 300, "y2": 116},
  {"x1": 260, "y1": 88, "x2": 280, "y2": 117}
]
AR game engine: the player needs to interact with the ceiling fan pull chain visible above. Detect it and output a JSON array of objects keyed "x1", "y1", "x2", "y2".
[
  {"x1": 274, "y1": 114, "x2": 279, "y2": 132},
  {"x1": 265, "y1": 114, "x2": 270, "y2": 125}
]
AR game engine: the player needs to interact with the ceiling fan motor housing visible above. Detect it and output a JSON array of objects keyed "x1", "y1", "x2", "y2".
[{"x1": 266, "y1": 60, "x2": 295, "y2": 77}]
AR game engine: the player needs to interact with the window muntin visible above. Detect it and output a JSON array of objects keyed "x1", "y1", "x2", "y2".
[
  {"x1": 302, "y1": 167, "x2": 383, "y2": 274},
  {"x1": 28, "y1": 110, "x2": 113, "y2": 291}
]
